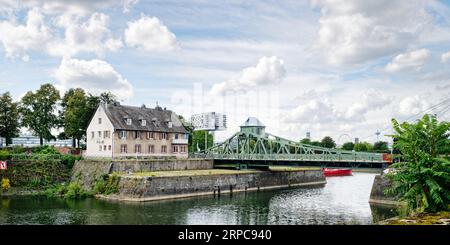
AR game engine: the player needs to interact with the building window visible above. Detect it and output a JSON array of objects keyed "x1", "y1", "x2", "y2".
[
  {"x1": 103, "y1": 145, "x2": 107, "y2": 151},
  {"x1": 126, "y1": 118, "x2": 132, "y2": 125},
  {"x1": 135, "y1": 131, "x2": 140, "y2": 139},
  {"x1": 161, "y1": 145, "x2": 167, "y2": 153},
  {"x1": 148, "y1": 144, "x2": 154, "y2": 153},
  {"x1": 120, "y1": 144, "x2": 127, "y2": 153},
  {"x1": 161, "y1": 133, "x2": 167, "y2": 140},
  {"x1": 180, "y1": 145, "x2": 186, "y2": 153},
  {"x1": 141, "y1": 120, "x2": 146, "y2": 126},
  {"x1": 120, "y1": 131, "x2": 127, "y2": 139},
  {"x1": 146, "y1": 132, "x2": 154, "y2": 139},
  {"x1": 91, "y1": 131, "x2": 94, "y2": 138},
  {"x1": 184, "y1": 134, "x2": 189, "y2": 139},
  {"x1": 174, "y1": 133, "x2": 179, "y2": 139},
  {"x1": 135, "y1": 144, "x2": 141, "y2": 153},
  {"x1": 103, "y1": 131, "x2": 110, "y2": 138},
  {"x1": 108, "y1": 145, "x2": 111, "y2": 151},
  {"x1": 172, "y1": 145, "x2": 178, "y2": 153},
  {"x1": 99, "y1": 145, "x2": 102, "y2": 151},
  {"x1": 98, "y1": 118, "x2": 102, "y2": 124}
]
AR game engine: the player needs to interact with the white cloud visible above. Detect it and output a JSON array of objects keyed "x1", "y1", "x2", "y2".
[
  {"x1": 441, "y1": 51, "x2": 450, "y2": 63},
  {"x1": 0, "y1": 8, "x2": 53, "y2": 60},
  {"x1": 397, "y1": 95, "x2": 430, "y2": 117},
  {"x1": 313, "y1": 0, "x2": 433, "y2": 65},
  {"x1": 340, "y1": 90, "x2": 392, "y2": 121},
  {"x1": 55, "y1": 58, "x2": 133, "y2": 100},
  {"x1": 284, "y1": 99, "x2": 336, "y2": 124},
  {"x1": 51, "y1": 12, "x2": 122, "y2": 57},
  {"x1": 210, "y1": 56, "x2": 286, "y2": 95},
  {"x1": 1, "y1": 0, "x2": 137, "y2": 16},
  {"x1": 385, "y1": 49, "x2": 430, "y2": 72},
  {"x1": 0, "y1": 9, "x2": 121, "y2": 59},
  {"x1": 124, "y1": 14, "x2": 177, "y2": 51}
]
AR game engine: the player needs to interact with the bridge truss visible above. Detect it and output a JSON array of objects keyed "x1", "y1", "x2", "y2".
[{"x1": 192, "y1": 131, "x2": 387, "y2": 164}]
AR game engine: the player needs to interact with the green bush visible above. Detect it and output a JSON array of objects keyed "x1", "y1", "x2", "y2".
[
  {"x1": 33, "y1": 145, "x2": 60, "y2": 154},
  {"x1": 45, "y1": 182, "x2": 91, "y2": 199},
  {"x1": 60, "y1": 155, "x2": 82, "y2": 169},
  {"x1": 0, "y1": 150, "x2": 10, "y2": 160},
  {"x1": 92, "y1": 173, "x2": 120, "y2": 195}
]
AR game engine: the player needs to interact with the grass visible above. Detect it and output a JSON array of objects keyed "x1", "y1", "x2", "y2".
[
  {"x1": 127, "y1": 169, "x2": 260, "y2": 177},
  {"x1": 122, "y1": 166, "x2": 321, "y2": 178},
  {"x1": 268, "y1": 166, "x2": 321, "y2": 171},
  {"x1": 380, "y1": 211, "x2": 450, "y2": 225}
]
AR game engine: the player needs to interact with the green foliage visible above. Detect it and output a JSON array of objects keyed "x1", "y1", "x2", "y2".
[
  {"x1": 354, "y1": 142, "x2": 373, "y2": 152},
  {"x1": 342, "y1": 142, "x2": 355, "y2": 151},
  {"x1": 92, "y1": 173, "x2": 120, "y2": 195},
  {"x1": 61, "y1": 88, "x2": 89, "y2": 147},
  {"x1": 0, "y1": 150, "x2": 10, "y2": 160},
  {"x1": 0, "y1": 92, "x2": 20, "y2": 146},
  {"x1": 299, "y1": 138, "x2": 311, "y2": 145},
  {"x1": 373, "y1": 141, "x2": 389, "y2": 153},
  {"x1": 189, "y1": 130, "x2": 213, "y2": 152},
  {"x1": 0, "y1": 159, "x2": 70, "y2": 190},
  {"x1": 310, "y1": 141, "x2": 322, "y2": 147},
  {"x1": 385, "y1": 114, "x2": 450, "y2": 214},
  {"x1": 20, "y1": 83, "x2": 61, "y2": 145},
  {"x1": 45, "y1": 182, "x2": 91, "y2": 199},
  {"x1": 321, "y1": 136, "x2": 336, "y2": 148},
  {"x1": 32, "y1": 145, "x2": 59, "y2": 154}
]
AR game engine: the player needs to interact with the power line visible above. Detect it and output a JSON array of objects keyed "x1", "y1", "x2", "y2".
[{"x1": 357, "y1": 97, "x2": 450, "y2": 142}]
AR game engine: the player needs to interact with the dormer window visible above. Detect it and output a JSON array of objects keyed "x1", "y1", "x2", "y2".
[
  {"x1": 152, "y1": 118, "x2": 157, "y2": 126},
  {"x1": 141, "y1": 119, "x2": 146, "y2": 126},
  {"x1": 126, "y1": 118, "x2": 132, "y2": 125},
  {"x1": 98, "y1": 118, "x2": 102, "y2": 124},
  {"x1": 168, "y1": 121, "x2": 172, "y2": 128}
]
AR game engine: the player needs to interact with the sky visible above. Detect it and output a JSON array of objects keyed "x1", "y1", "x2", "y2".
[{"x1": 1, "y1": 0, "x2": 450, "y2": 144}]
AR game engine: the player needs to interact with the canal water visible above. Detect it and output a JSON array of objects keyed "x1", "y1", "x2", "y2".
[{"x1": 0, "y1": 173, "x2": 398, "y2": 225}]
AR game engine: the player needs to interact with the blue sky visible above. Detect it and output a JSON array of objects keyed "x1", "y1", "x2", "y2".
[{"x1": 1, "y1": 0, "x2": 450, "y2": 143}]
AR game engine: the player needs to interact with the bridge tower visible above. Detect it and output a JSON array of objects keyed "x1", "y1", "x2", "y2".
[{"x1": 240, "y1": 117, "x2": 266, "y2": 136}]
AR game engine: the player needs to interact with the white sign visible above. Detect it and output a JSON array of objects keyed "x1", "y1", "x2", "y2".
[
  {"x1": 190, "y1": 112, "x2": 227, "y2": 131},
  {"x1": 0, "y1": 161, "x2": 7, "y2": 170}
]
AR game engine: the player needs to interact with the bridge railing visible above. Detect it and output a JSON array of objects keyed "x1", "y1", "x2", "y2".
[{"x1": 190, "y1": 152, "x2": 385, "y2": 162}]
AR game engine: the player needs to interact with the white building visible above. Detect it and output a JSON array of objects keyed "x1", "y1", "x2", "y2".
[{"x1": 85, "y1": 103, "x2": 189, "y2": 158}]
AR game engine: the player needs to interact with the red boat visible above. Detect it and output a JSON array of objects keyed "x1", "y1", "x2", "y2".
[{"x1": 322, "y1": 168, "x2": 352, "y2": 177}]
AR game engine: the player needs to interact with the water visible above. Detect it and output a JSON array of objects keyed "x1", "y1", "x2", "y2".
[{"x1": 0, "y1": 173, "x2": 398, "y2": 225}]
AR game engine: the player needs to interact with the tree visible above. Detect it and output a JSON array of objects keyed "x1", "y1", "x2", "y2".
[
  {"x1": 321, "y1": 136, "x2": 336, "y2": 148},
  {"x1": 342, "y1": 142, "x2": 354, "y2": 151},
  {"x1": 354, "y1": 142, "x2": 373, "y2": 152},
  {"x1": 189, "y1": 130, "x2": 213, "y2": 152},
  {"x1": 373, "y1": 141, "x2": 389, "y2": 153},
  {"x1": 300, "y1": 138, "x2": 311, "y2": 145},
  {"x1": 0, "y1": 92, "x2": 20, "y2": 145},
  {"x1": 63, "y1": 88, "x2": 89, "y2": 148},
  {"x1": 310, "y1": 141, "x2": 322, "y2": 147},
  {"x1": 20, "y1": 84, "x2": 60, "y2": 145},
  {"x1": 385, "y1": 114, "x2": 450, "y2": 213}
]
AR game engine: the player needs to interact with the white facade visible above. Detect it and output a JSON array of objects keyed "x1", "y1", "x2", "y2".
[{"x1": 85, "y1": 106, "x2": 114, "y2": 157}]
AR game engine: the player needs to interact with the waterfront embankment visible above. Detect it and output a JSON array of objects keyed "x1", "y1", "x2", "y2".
[{"x1": 97, "y1": 167, "x2": 326, "y2": 202}]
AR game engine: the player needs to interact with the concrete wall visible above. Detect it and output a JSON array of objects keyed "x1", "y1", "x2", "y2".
[
  {"x1": 72, "y1": 159, "x2": 213, "y2": 190},
  {"x1": 106, "y1": 169, "x2": 326, "y2": 202},
  {"x1": 369, "y1": 174, "x2": 400, "y2": 205}
]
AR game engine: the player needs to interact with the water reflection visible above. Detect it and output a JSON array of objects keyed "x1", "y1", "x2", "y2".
[{"x1": 0, "y1": 173, "x2": 398, "y2": 225}]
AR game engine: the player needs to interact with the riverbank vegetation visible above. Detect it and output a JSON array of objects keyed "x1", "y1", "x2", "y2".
[
  {"x1": 384, "y1": 114, "x2": 450, "y2": 215},
  {"x1": 300, "y1": 136, "x2": 391, "y2": 153},
  {"x1": 0, "y1": 84, "x2": 118, "y2": 148}
]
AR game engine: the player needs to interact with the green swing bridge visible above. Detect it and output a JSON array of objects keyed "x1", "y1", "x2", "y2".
[{"x1": 191, "y1": 117, "x2": 391, "y2": 169}]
